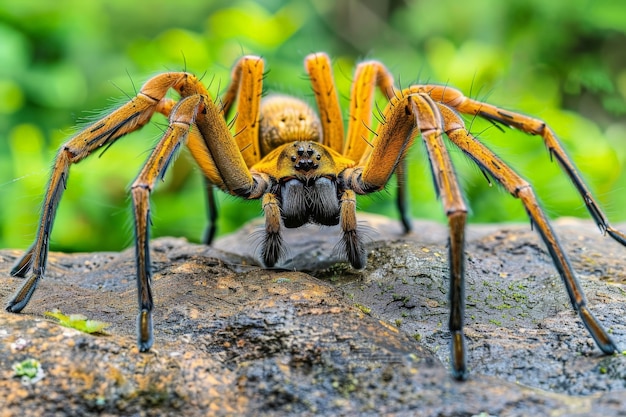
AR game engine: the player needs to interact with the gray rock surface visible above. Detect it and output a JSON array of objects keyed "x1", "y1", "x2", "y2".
[{"x1": 1, "y1": 214, "x2": 625, "y2": 416}]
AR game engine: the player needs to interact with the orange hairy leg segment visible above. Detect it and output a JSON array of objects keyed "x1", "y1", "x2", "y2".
[
  {"x1": 229, "y1": 56, "x2": 264, "y2": 167},
  {"x1": 438, "y1": 103, "x2": 617, "y2": 355},
  {"x1": 355, "y1": 95, "x2": 417, "y2": 192},
  {"x1": 305, "y1": 52, "x2": 344, "y2": 153},
  {"x1": 345, "y1": 60, "x2": 396, "y2": 162},
  {"x1": 406, "y1": 84, "x2": 626, "y2": 246}
]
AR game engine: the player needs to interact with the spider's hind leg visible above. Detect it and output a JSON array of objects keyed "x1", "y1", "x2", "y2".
[
  {"x1": 412, "y1": 94, "x2": 469, "y2": 380},
  {"x1": 417, "y1": 83, "x2": 626, "y2": 249}
]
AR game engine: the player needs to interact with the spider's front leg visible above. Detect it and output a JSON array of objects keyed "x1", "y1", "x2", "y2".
[
  {"x1": 194, "y1": 55, "x2": 266, "y2": 245},
  {"x1": 6, "y1": 72, "x2": 193, "y2": 314},
  {"x1": 130, "y1": 95, "x2": 207, "y2": 350},
  {"x1": 132, "y1": 92, "x2": 269, "y2": 350},
  {"x1": 342, "y1": 93, "x2": 469, "y2": 379}
]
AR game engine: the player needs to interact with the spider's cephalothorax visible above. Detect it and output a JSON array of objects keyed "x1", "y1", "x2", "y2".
[{"x1": 7, "y1": 53, "x2": 625, "y2": 381}]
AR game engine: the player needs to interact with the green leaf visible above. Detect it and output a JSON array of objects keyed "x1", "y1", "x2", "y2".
[{"x1": 45, "y1": 309, "x2": 110, "y2": 334}]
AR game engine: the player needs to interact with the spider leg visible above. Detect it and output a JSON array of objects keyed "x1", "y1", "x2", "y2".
[
  {"x1": 7, "y1": 72, "x2": 190, "y2": 313},
  {"x1": 411, "y1": 94, "x2": 468, "y2": 380},
  {"x1": 185, "y1": 60, "x2": 271, "y2": 250},
  {"x1": 189, "y1": 88, "x2": 275, "y2": 263},
  {"x1": 344, "y1": 60, "x2": 396, "y2": 162},
  {"x1": 185, "y1": 121, "x2": 232, "y2": 243},
  {"x1": 394, "y1": 160, "x2": 413, "y2": 233},
  {"x1": 438, "y1": 103, "x2": 618, "y2": 355},
  {"x1": 261, "y1": 192, "x2": 283, "y2": 267},
  {"x1": 342, "y1": 95, "x2": 416, "y2": 194},
  {"x1": 226, "y1": 55, "x2": 264, "y2": 168},
  {"x1": 411, "y1": 84, "x2": 626, "y2": 247},
  {"x1": 192, "y1": 93, "x2": 267, "y2": 199},
  {"x1": 343, "y1": 59, "x2": 413, "y2": 233},
  {"x1": 339, "y1": 189, "x2": 366, "y2": 269},
  {"x1": 130, "y1": 95, "x2": 205, "y2": 350},
  {"x1": 342, "y1": 93, "x2": 469, "y2": 378},
  {"x1": 202, "y1": 181, "x2": 218, "y2": 245},
  {"x1": 132, "y1": 87, "x2": 269, "y2": 348},
  {"x1": 305, "y1": 53, "x2": 345, "y2": 153},
  {"x1": 195, "y1": 55, "x2": 265, "y2": 242},
  {"x1": 340, "y1": 94, "x2": 416, "y2": 268}
]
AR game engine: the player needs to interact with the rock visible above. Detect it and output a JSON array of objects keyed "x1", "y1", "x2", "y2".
[{"x1": 0, "y1": 214, "x2": 625, "y2": 416}]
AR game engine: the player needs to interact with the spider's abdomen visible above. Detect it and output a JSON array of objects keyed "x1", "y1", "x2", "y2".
[{"x1": 259, "y1": 95, "x2": 322, "y2": 156}]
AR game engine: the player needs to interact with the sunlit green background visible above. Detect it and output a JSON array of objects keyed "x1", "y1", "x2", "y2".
[{"x1": 1, "y1": 0, "x2": 625, "y2": 253}]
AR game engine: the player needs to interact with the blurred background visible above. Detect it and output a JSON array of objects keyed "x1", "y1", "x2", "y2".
[{"x1": 0, "y1": 0, "x2": 625, "y2": 252}]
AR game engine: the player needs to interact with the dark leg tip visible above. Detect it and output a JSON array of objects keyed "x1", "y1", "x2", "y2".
[
  {"x1": 203, "y1": 224, "x2": 217, "y2": 246},
  {"x1": 451, "y1": 367, "x2": 469, "y2": 381},
  {"x1": 349, "y1": 251, "x2": 367, "y2": 270},
  {"x1": 343, "y1": 230, "x2": 366, "y2": 270},
  {"x1": 261, "y1": 232, "x2": 283, "y2": 268},
  {"x1": 400, "y1": 215, "x2": 412, "y2": 234},
  {"x1": 6, "y1": 295, "x2": 29, "y2": 313},
  {"x1": 450, "y1": 331, "x2": 468, "y2": 381},
  {"x1": 138, "y1": 341, "x2": 153, "y2": 352},
  {"x1": 137, "y1": 309, "x2": 154, "y2": 352},
  {"x1": 599, "y1": 339, "x2": 619, "y2": 355},
  {"x1": 6, "y1": 302, "x2": 22, "y2": 313}
]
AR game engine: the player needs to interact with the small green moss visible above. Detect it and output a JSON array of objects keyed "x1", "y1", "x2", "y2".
[
  {"x1": 13, "y1": 358, "x2": 41, "y2": 379},
  {"x1": 12, "y1": 358, "x2": 45, "y2": 383},
  {"x1": 355, "y1": 303, "x2": 371, "y2": 315}
]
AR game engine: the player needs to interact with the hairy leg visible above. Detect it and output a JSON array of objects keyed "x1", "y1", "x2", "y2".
[
  {"x1": 7, "y1": 73, "x2": 189, "y2": 313},
  {"x1": 438, "y1": 103, "x2": 618, "y2": 355}
]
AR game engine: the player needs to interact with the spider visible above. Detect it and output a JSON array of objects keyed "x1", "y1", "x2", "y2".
[{"x1": 6, "y1": 53, "x2": 625, "y2": 380}]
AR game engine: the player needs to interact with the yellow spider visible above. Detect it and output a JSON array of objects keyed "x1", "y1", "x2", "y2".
[{"x1": 7, "y1": 53, "x2": 625, "y2": 380}]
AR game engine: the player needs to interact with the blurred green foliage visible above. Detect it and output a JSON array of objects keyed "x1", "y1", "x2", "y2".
[{"x1": 0, "y1": 0, "x2": 625, "y2": 252}]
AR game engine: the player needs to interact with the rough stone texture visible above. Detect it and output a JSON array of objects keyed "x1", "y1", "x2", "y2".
[{"x1": 1, "y1": 214, "x2": 625, "y2": 416}]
